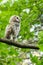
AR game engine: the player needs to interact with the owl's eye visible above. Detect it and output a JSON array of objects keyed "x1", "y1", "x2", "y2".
[{"x1": 17, "y1": 17, "x2": 18, "y2": 19}]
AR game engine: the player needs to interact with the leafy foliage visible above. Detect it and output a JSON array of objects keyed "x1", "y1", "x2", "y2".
[{"x1": 0, "y1": 0, "x2": 43, "y2": 65}]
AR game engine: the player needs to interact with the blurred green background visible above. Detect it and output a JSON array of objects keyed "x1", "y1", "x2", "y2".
[{"x1": 0, "y1": 0, "x2": 43, "y2": 65}]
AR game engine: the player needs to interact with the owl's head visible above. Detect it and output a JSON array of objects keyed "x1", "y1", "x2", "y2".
[{"x1": 9, "y1": 15, "x2": 20, "y2": 23}]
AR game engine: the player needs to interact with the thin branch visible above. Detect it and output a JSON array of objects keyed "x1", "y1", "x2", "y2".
[{"x1": 0, "y1": 38, "x2": 39, "y2": 49}]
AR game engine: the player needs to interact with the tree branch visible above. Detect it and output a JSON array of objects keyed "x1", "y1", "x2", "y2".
[{"x1": 0, "y1": 38, "x2": 39, "y2": 49}]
